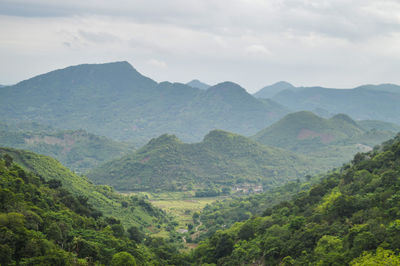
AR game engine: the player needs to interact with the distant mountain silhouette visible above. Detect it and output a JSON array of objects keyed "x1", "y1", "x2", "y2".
[
  {"x1": 254, "y1": 81, "x2": 295, "y2": 98},
  {"x1": 186, "y1": 79, "x2": 210, "y2": 90}
]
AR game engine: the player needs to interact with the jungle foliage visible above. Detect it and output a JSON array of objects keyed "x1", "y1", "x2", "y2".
[{"x1": 190, "y1": 134, "x2": 400, "y2": 265}]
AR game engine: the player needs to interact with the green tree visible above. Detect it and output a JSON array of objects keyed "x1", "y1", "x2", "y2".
[
  {"x1": 314, "y1": 235, "x2": 345, "y2": 266},
  {"x1": 3, "y1": 154, "x2": 13, "y2": 167},
  {"x1": 127, "y1": 226, "x2": 144, "y2": 243},
  {"x1": 111, "y1": 252, "x2": 137, "y2": 266},
  {"x1": 350, "y1": 248, "x2": 400, "y2": 265}
]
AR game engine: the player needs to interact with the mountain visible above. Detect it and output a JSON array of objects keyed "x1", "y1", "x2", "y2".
[
  {"x1": 254, "y1": 81, "x2": 295, "y2": 98},
  {"x1": 191, "y1": 133, "x2": 400, "y2": 265},
  {"x1": 186, "y1": 79, "x2": 210, "y2": 90},
  {"x1": 87, "y1": 130, "x2": 319, "y2": 192},
  {"x1": 271, "y1": 84, "x2": 400, "y2": 124},
  {"x1": 0, "y1": 147, "x2": 167, "y2": 229},
  {"x1": 253, "y1": 111, "x2": 364, "y2": 150},
  {"x1": 0, "y1": 62, "x2": 288, "y2": 144},
  {"x1": 0, "y1": 123, "x2": 134, "y2": 172},
  {"x1": 253, "y1": 111, "x2": 397, "y2": 168}
]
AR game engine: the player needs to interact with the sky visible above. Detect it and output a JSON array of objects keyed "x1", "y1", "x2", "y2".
[{"x1": 1, "y1": 0, "x2": 400, "y2": 93}]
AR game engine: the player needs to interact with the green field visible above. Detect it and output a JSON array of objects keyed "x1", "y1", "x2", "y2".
[{"x1": 129, "y1": 192, "x2": 224, "y2": 232}]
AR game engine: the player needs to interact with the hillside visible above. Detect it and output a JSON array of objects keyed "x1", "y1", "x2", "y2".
[
  {"x1": 0, "y1": 124, "x2": 134, "y2": 172},
  {"x1": 191, "y1": 134, "x2": 400, "y2": 265},
  {"x1": 87, "y1": 130, "x2": 318, "y2": 192},
  {"x1": 0, "y1": 62, "x2": 288, "y2": 144},
  {"x1": 270, "y1": 84, "x2": 400, "y2": 124},
  {"x1": 0, "y1": 155, "x2": 187, "y2": 265},
  {"x1": 0, "y1": 147, "x2": 167, "y2": 230},
  {"x1": 253, "y1": 111, "x2": 397, "y2": 168}
]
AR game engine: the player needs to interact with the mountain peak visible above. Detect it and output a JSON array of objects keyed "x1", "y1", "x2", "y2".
[
  {"x1": 147, "y1": 134, "x2": 182, "y2": 147},
  {"x1": 207, "y1": 82, "x2": 247, "y2": 94},
  {"x1": 273, "y1": 81, "x2": 294, "y2": 87},
  {"x1": 254, "y1": 81, "x2": 295, "y2": 99},
  {"x1": 203, "y1": 129, "x2": 236, "y2": 142},
  {"x1": 186, "y1": 79, "x2": 210, "y2": 90},
  {"x1": 285, "y1": 111, "x2": 321, "y2": 121},
  {"x1": 330, "y1": 113, "x2": 358, "y2": 126}
]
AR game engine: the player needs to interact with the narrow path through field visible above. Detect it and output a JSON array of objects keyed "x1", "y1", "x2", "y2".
[{"x1": 182, "y1": 217, "x2": 203, "y2": 247}]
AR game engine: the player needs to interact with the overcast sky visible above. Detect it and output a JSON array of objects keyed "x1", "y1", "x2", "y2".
[{"x1": 1, "y1": 0, "x2": 400, "y2": 92}]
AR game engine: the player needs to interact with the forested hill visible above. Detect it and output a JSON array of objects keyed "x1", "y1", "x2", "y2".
[
  {"x1": 0, "y1": 61, "x2": 288, "y2": 144},
  {"x1": 87, "y1": 130, "x2": 319, "y2": 192},
  {"x1": 252, "y1": 111, "x2": 398, "y2": 170},
  {"x1": 253, "y1": 111, "x2": 396, "y2": 152},
  {"x1": 0, "y1": 125, "x2": 134, "y2": 173},
  {"x1": 0, "y1": 147, "x2": 167, "y2": 229},
  {"x1": 254, "y1": 111, "x2": 364, "y2": 150},
  {"x1": 0, "y1": 155, "x2": 189, "y2": 265},
  {"x1": 190, "y1": 134, "x2": 400, "y2": 265}
]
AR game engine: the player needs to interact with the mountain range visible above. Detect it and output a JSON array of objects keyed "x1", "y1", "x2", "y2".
[
  {"x1": 0, "y1": 62, "x2": 288, "y2": 144},
  {"x1": 255, "y1": 82, "x2": 400, "y2": 123}
]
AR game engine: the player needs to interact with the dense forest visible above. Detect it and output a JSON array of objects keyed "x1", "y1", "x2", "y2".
[
  {"x1": 189, "y1": 134, "x2": 400, "y2": 265},
  {"x1": 0, "y1": 155, "x2": 192, "y2": 265},
  {"x1": 3, "y1": 133, "x2": 400, "y2": 265},
  {"x1": 0, "y1": 147, "x2": 168, "y2": 230}
]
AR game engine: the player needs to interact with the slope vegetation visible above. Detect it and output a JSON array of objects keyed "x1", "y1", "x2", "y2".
[
  {"x1": 0, "y1": 147, "x2": 166, "y2": 229},
  {"x1": 0, "y1": 155, "x2": 187, "y2": 265}
]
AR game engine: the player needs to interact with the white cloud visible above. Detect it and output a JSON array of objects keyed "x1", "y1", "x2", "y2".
[
  {"x1": 147, "y1": 59, "x2": 167, "y2": 68},
  {"x1": 245, "y1": 44, "x2": 272, "y2": 57},
  {"x1": 1, "y1": 1, "x2": 400, "y2": 91}
]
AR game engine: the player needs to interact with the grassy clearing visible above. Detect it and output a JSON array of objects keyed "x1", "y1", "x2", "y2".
[{"x1": 129, "y1": 191, "x2": 224, "y2": 230}]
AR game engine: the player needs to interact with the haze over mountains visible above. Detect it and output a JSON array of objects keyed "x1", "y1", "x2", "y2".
[{"x1": 255, "y1": 82, "x2": 400, "y2": 122}]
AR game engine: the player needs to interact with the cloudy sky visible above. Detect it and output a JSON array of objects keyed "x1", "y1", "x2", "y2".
[{"x1": 1, "y1": 0, "x2": 400, "y2": 92}]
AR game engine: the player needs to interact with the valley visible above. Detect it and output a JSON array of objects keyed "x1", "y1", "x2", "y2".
[{"x1": 2, "y1": 61, "x2": 400, "y2": 265}]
